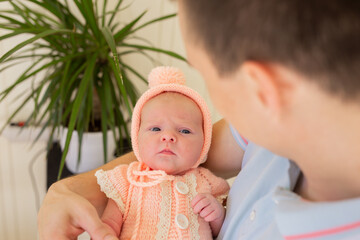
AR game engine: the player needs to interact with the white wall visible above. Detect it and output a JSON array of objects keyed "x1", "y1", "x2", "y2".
[{"x1": 0, "y1": 1, "x2": 221, "y2": 239}]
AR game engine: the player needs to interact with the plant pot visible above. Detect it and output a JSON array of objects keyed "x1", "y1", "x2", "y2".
[{"x1": 60, "y1": 127, "x2": 116, "y2": 173}]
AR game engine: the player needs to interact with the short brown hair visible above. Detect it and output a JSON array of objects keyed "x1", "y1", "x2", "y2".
[{"x1": 182, "y1": 0, "x2": 360, "y2": 99}]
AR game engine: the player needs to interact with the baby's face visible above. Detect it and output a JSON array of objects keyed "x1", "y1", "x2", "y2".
[{"x1": 138, "y1": 93, "x2": 204, "y2": 175}]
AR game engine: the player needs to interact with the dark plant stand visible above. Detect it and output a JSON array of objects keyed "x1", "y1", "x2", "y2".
[
  {"x1": 46, "y1": 141, "x2": 74, "y2": 189},
  {"x1": 46, "y1": 140, "x2": 132, "y2": 189}
]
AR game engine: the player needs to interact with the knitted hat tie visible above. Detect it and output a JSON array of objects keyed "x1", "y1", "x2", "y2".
[{"x1": 127, "y1": 162, "x2": 175, "y2": 187}]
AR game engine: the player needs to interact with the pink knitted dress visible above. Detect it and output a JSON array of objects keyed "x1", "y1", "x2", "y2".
[
  {"x1": 96, "y1": 162, "x2": 229, "y2": 239},
  {"x1": 96, "y1": 67, "x2": 230, "y2": 239}
]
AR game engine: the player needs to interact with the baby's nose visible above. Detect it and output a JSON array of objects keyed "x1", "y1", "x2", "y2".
[{"x1": 161, "y1": 133, "x2": 176, "y2": 142}]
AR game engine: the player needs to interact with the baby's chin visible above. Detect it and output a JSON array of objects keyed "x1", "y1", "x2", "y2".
[
  {"x1": 142, "y1": 157, "x2": 190, "y2": 175},
  {"x1": 149, "y1": 165, "x2": 185, "y2": 175},
  {"x1": 163, "y1": 167, "x2": 189, "y2": 176},
  {"x1": 154, "y1": 167, "x2": 178, "y2": 175}
]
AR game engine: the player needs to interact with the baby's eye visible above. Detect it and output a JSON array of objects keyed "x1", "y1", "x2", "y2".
[
  {"x1": 180, "y1": 129, "x2": 191, "y2": 134},
  {"x1": 150, "y1": 127, "x2": 161, "y2": 132}
]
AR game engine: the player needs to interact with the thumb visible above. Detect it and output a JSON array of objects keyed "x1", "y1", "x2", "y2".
[
  {"x1": 103, "y1": 235, "x2": 119, "y2": 240},
  {"x1": 75, "y1": 205, "x2": 118, "y2": 240}
]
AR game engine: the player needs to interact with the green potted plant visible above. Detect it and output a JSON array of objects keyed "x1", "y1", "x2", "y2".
[{"x1": 0, "y1": 0, "x2": 185, "y2": 179}]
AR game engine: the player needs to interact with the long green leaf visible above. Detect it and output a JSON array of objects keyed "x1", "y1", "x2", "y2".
[
  {"x1": 0, "y1": 13, "x2": 27, "y2": 27},
  {"x1": 129, "y1": 13, "x2": 176, "y2": 35},
  {"x1": 76, "y1": 0, "x2": 101, "y2": 40},
  {"x1": 120, "y1": 43, "x2": 186, "y2": 61},
  {"x1": 0, "y1": 52, "x2": 85, "y2": 100},
  {"x1": 113, "y1": 10, "x2": 146, "y2": 41},
  {"x1": 104, "y1": 72, "x2": 117, "y2": 123},
  {"x1": 101, "y1": 26, "x2": 132, "y2": 115},
  {"x1": 9, "y1": 1, "x2": 33, "y2": 26},
  {"x1": 26, "y1": 0, "x2": 77, "y2": 28},
  {"x1": 108, "y1": 0, "x2": 123, "y2": 26},
  {"x1": 120, "y1": 62, "x2": 147, "y2": 84},
  {"x1": 101, "y1": 0, "x2": 107, "y2": 27},
  {"x1": 107, "y1": 75, "x2": 131, "y2": 153},
  {"x1": 0, "y1": 56, "x2": 46, "y2": 99},
  {"x1": 0, "y1": 28, "x2": 49, "y2": 41},
  {"x1": 0, "y1": 60, "x2": 28, "y2": 74},
  {"x1": 108, "y1": 56, "x2": 133, "y2": 117},
  {"x1": 119, "y1": 48, "x2": 161, "y2": 67},
  {"x1": 17, "y1": 2, "x2": 62, "y2": 27},
  {"x1": 58, "y1": 53, "x2": 98, "y2": 179},
  {"x1": 122, "y1": 70, "x2": 139, "y2": 106},
  {"x1": 0, "y1": 29, "x2": 72, "y2": 63},
  {"x1": 58, "y1": 60, "x2": 72, "y2": 128}
]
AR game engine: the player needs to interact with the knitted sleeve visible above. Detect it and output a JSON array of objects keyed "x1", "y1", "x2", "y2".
[
  {"x1": 198, "y1": 167, "x2": 230, "y2": 203},
  {"x1": 95, "y1": 165, "x2": 130, "y2": 214}
]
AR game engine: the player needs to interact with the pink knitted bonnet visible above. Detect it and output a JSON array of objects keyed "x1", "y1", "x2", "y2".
[{"x1": 131, "y1": 66, "x2": 212, "y2": 169}]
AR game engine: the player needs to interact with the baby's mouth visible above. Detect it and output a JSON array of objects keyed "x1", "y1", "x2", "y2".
[{"x1": 159, "y1": 149, "x2": 175, "y2": 155}]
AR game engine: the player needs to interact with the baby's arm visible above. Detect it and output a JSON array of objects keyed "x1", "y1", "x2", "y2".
[
  {"x1": 101, "y1": 199, "x2": 123, "y2": 237},
  {"x1": 191, "y1": 193, "x2": 225, "y2": 237}
]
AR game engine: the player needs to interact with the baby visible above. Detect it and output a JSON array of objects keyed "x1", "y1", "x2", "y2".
[{"x1": 95, "y1": 66, "x2": 230, "y2": 239}]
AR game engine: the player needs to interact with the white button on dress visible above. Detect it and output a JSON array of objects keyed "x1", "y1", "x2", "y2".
[
  {"x1": 175, "y1": 181, "x2": 189, "y2": 195},
  {"x1": 175, "y1": 214, "x2": 189, "y2": 229}
]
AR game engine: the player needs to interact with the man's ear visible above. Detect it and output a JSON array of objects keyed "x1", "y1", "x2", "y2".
[{"x1": 240, "y1": 61, "x2": 287, "y2": 117}]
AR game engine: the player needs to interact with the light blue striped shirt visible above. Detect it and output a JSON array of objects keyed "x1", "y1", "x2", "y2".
[{"x1": 218, "y1": 125, "x2": 360, "y2": 239}]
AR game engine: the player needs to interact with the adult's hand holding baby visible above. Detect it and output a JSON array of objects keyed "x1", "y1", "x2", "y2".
[{"x1": 37, "y1": 181, "x2": 119, "y2": 240}]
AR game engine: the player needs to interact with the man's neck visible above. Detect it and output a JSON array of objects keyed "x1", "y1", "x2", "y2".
[
  {"x1": 289, "y1": 102, "x2": 360, "y2": 201},
  {"x1": 294, "y1": 131, "x2": 360, "y2": 202},
  {"x1": 295, "y1": 171, "x2": 360, "y2": 202}
]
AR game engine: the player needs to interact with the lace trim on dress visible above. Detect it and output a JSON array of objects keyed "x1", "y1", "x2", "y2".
[
  {"x1": 155, "y1": 181, "x2": 172, "y2": 239},
  {"x1": 95, "y1": 169, "x2": 125, "y2": 213},
  {"x1": 186, "y1": 173, "x2": 200, "y2": 240}
]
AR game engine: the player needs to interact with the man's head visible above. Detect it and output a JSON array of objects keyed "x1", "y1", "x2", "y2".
[
  {"x1": 178, "y1": 0, "x2": 360, "y2": 159},
  {"x1": 180, "y1": 0, "x2": 360, "y2": 100}
]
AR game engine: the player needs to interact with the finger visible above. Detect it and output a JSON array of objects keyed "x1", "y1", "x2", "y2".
[
  {"x1": 199, "y1": 206, "x2": 215, "y2": 219},
  {"x1": 204, "y1": 210, "x2": 219, "y2": 222},
  {"x1": 39, "y1": 225, "x2": 84, "y2": 240},
  {"x1": 192, "y1": 196, "x2": 212, "y2": 214},
  {"x1": 191, "y1": 193, "x2": 206, "y2": 207},
  {"x1": 73, "y1": 204, "x2": 119, "y2": 240},
  {"x1": 38, "y1": 206, "x2": 85, "y2": 240}
]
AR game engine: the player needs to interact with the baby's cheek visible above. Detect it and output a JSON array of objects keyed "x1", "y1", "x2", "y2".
[{"x1": 139, "y1": 142, "x2": 155, "y2": 161}]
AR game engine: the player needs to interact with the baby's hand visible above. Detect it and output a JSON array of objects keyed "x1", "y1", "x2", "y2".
[{"x1": 191, "y1": 193, "x2": 225, "y2": 222}]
